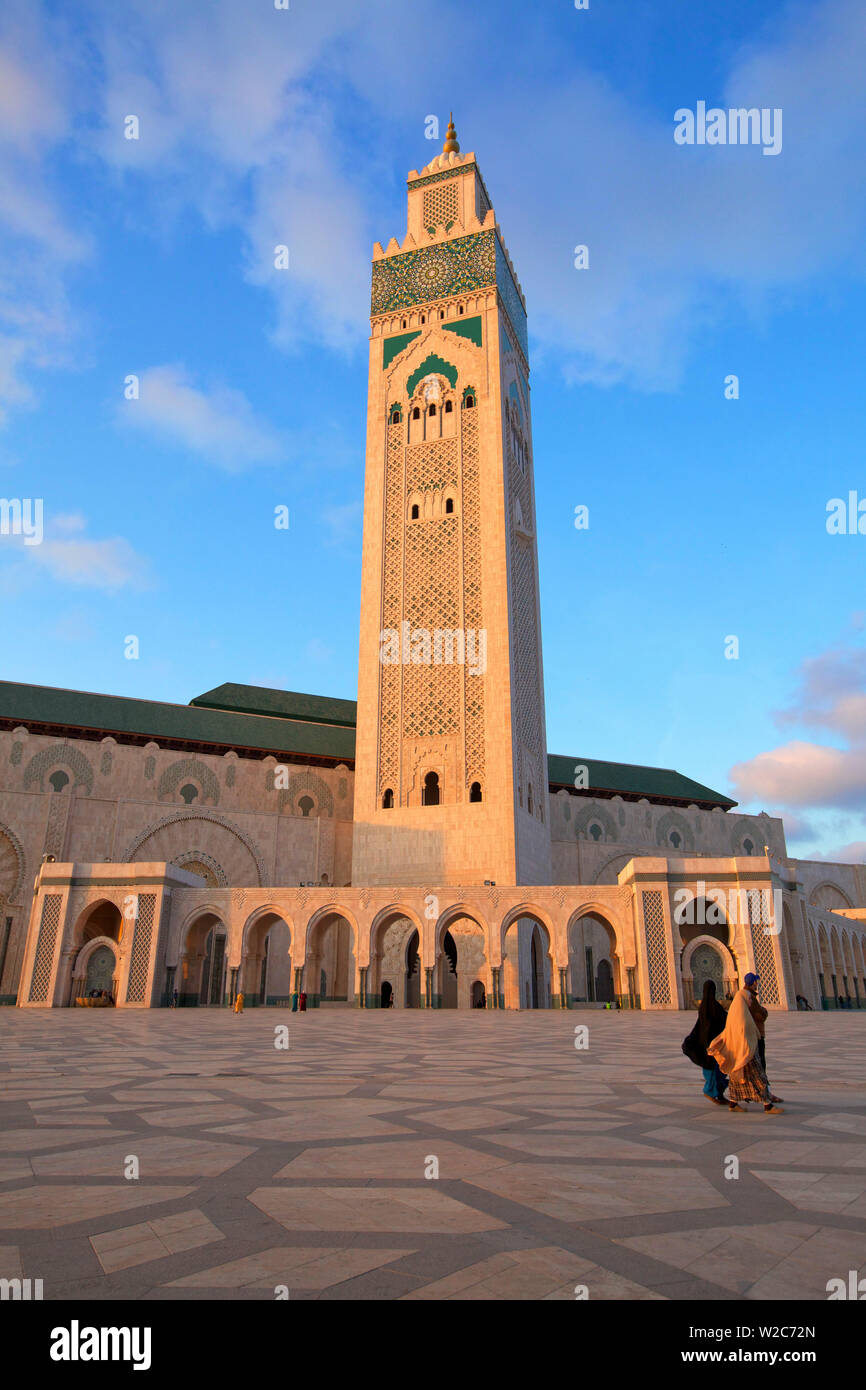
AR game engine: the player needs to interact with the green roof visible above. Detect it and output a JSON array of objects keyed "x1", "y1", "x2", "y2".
[
  {"x1": 0, "y1": 679, "x2": 736, "y2": 807},
  {"x1": 547, "y1": 753, "x2": 736, "y2": 809},
  {"x1": 0, "y1": 681, "x2": 355, "y2": 763},
  {"x1": 191, "y1": 682, "x2": 357, "y2": 728}
]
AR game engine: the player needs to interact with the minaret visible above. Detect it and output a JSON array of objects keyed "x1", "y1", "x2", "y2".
[{"x1": 352, "y1": 119, "x2": 551, "y2": 887}]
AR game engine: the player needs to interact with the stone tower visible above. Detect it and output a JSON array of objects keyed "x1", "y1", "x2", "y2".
[{"x1": 352, "y1": 118, "x2": 551, "y2": 887}]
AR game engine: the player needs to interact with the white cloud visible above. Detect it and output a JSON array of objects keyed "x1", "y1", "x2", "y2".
[
  {"x1": 31, "y1": 535, "x2": 146, "y2": 589},
  {"x1": 730, "y1": 740, "x2": 866, "y2": 809},
  {"x1": 119, "y1": 364, "x2": 283, "y2": 470},
  {"x1": 2, "y1": 0, "x2": 866, "y2": 417},
  {"x1": 0, "y1": 512, "x2": 148, "y2": 590},
  {"x1": 730, "y1": 630, "x2": 866, "y2": 831}
]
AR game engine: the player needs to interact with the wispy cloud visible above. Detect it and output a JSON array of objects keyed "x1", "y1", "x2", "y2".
[
  {"x1": 0, "y1": 512, "x2": 148, "y2": 590},
  {"x1": 118, "y1": 364, "x2": 284, "y2": 470},
  {"x1": 2, "y1": 0, "x2": 866, "y2": 417},
  {"x1": 730, "y1": 628, "x2": 866, "y2": 861}
]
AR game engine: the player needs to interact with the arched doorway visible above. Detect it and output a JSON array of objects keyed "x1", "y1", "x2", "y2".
[
  {"x1": 241, "y1": 911, "x2": 292, "y2": 1006},
  {"x1": 434, "y1": 912, "x2": 489, "y2": 1009},
  {"x1": 381, "y1": 981, "x2": 393, "y2": 1008},
  {"x1": 595, "y1": 957, "x2": 614, "y2": 1003},
  {"x1": 84, "y1": 943, "x2": 116, "y2": 998},
  {"x1": 471, "y1": 979, "x2": 486, "y2": 1008},
  {"x1": 368, "y1": 909, "x2": 422, "y2": 1008},
  {"x1": 305, "y1": 910, "x2": 356, "y2": 1005},
  {"x1": 180, "y1": 912, "x2": 228, "y2": 1006},
  {"x1": 65, "y1": 900, "x2": 125, "y2": 1005},
  {"x1": 690, "y1": 942, "x2": 724, "y2": 999},
  {"x1": 566, "y1": 911, "x2": 620, "y2": 1006},
  {"x1": 501, "y1": 912, "x2": 553, "y2": 1009}
]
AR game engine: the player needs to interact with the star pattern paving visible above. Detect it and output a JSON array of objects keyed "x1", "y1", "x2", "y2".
[{"x1": 0, "y1": 1010, "x2": 864, "y2": 1300}]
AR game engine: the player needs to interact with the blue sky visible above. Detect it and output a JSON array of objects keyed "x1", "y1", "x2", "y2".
[{"x1": 1, "y1": 0, "x2": 865, "y2": 861}]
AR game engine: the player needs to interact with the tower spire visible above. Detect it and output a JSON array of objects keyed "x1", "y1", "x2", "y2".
[{"x1": 442, "y1": 112, "x2": 460, "y2": 154}]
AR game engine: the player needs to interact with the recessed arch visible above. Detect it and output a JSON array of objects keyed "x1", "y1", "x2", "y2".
[
  {"x1": 566, "y1": 906, "x2": 623, "y2": 1006},
  {"x1": 808, "y1": 881, "x2": 854, "y2": 910},
  {"x1": 0, "y1": 821, "x2": 27, "y2": 904},
  {"x1": 124, "y1": 810, "x2": 266, "y2": 886}
]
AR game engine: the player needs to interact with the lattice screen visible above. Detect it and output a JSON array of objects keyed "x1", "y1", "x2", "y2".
[
  {"x1": 125, "y1": 893, "x2": 156, "y2": 1004},
  {"x1": 642, "y1": 889, "x2": 671, "y2": 1004},
  {"x1": 747, "y1": 888, "x2": 780, "y2": 1004},
  {"x1": 423, "y1": 180, "x2": 458, "y2": 231},
  {"x1": 28, "y1": 894, "x2": 62, "y2": 1003},
  {"x1": 403, "y1": 438, "x2": 460, "y2": 740},
  {"x1": 377, "y1": 410, "x2": 486, "y2": 801},
  {"x1": 461, "y1": 408, "x2": 485, "y2": 784}
]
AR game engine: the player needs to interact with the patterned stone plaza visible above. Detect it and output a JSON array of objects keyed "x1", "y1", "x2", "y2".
[{"x1": 1, "y1": 1008, "x2": 864, "y2": 1301}]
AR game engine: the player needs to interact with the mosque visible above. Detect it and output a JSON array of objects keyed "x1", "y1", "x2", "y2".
[{"x1": 1, "y1": 122, "x2": 864, "y2": 1013}]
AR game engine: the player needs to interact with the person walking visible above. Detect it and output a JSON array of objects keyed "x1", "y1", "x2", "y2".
[
  {"x1": 682, "y1": 979, "x2": 729, "y2": 1104},
  {"x1": 708, "y1": 986, "x2": 784, "y2": 1113},
  {"x1": 234, "y1": 991, "x2": 244, "y2": 1014},
  {"x1": 744, "y1": 972, "x2": 783, "y2": 1103}
]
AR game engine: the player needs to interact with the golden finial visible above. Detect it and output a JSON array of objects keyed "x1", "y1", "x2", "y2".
[{"x1": 442, "y1": 112, "x2": 460, "y2": 154}]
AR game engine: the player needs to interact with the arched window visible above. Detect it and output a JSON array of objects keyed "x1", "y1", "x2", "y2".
[
  {"x1": 179, "y1": 783, "x2": 198, "y2": 805},
  {"x1": 49, "y1": 770, "x2": 69, "y2": 793},
  {"x1": 401, "y1": 318, "x2": 407, "y2": 329},
  {"x1": 411, "y1": 504, "x2": 419, "y2": 520},
  {"x1": 743, "y1": 838, "x2": 754, "y2": 855},
  {"x1": 439, "y1": 309, "x2": 445, "y2": 319},
  {"x1": 444, "y1": 400, "x2": 453, "y2": 414},
  {"x1": 390, "y1": 408, "x2": 401, "y2": 424},
  {"x1": 428, "y1": 403, "x2": 436, "y2": 416},
  {"x1": 298, "y1": 795, "x2": 315, "y2": 817},
  {"x1": 463, "y1": 394, "x2": 475, "y2": 409},
  {"x1": 458, "y1": 305, "x2": 464, "y2": 315},
  {"x1": 670, "y1": 830, "x2": 681, "y2": 849},
  {"x1": 382, "y1": 788, "x2": 394, "y2": 809},
  {"x1": 421, "y1": 314, "x2": 426, "y2": 324},
  {"x1": 422, "y1": 771, "x2": 440, "y2": 806},
  {"x1": 445, "y1": 497, "x2": 454, "y2": 514},
  {"x1": 469, "y1": 781, "x2": 482, "y2": 802},
  {"x1": 412, "y1": 407, "x2": 420, "y2": 420},
  {"x1": 589, "y1": 823, "x2": 602, "y2": 842}
]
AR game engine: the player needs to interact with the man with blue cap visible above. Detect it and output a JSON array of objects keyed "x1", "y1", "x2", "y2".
[{"x1": 744, "y1": 972, "x2": 784, "y2": 1104}]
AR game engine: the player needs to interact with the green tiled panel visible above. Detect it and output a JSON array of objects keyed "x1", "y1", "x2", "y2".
[
  {"x1": 383, "y1": 329, "x2": 421, "y2": 368},
  {"x1": 371, "y1": 231, "x2": 496, "y2": 316},
  {"x1": 443, "y1": 315, "x2": 482, "y2": 347}
]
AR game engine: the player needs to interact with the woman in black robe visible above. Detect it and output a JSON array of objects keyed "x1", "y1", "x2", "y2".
[{"x1": 684, "y1": 979, "x2": 729, "y2": 1104}]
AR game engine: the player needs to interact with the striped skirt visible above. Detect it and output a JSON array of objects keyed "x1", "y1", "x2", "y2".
[{"x1": 728, "y1": 1056, "x2": 772, "y2": 1104}]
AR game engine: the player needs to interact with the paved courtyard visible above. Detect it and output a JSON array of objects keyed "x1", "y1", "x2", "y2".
[{"x1": 1, "y1": 1008, "x2": 864, "y2": 1301}]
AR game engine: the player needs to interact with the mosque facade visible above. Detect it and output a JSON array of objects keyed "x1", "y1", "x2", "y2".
[{"x1": 2, "y1": 124, "x2": 864, "y2": 1012}]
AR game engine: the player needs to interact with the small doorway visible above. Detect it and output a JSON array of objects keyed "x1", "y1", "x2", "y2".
[{"x1": 85, "y1": 944, "x2": 116, "y2": 999}]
